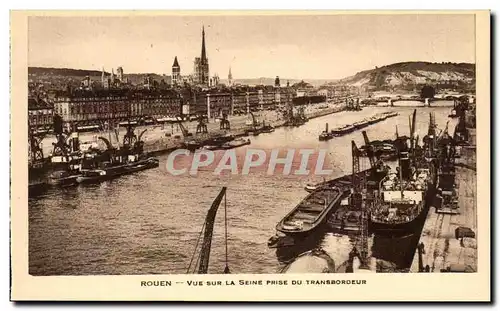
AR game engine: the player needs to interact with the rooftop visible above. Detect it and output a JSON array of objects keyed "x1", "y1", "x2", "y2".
[{"x1": 28, "y1": 96, "x2": 52, "y2": 110}]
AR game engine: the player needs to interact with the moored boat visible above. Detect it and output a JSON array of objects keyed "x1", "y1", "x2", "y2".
[
  {"x1": 318, "y1": 123, "x2": 333, "y2": 141},
  {"x1": 328, "y1": 196, "x2": 363, "y2": 232},
  {"x1": 276, "y1": 186, "x2": 346, "y2": 237},
  {"x1": 304, "y1": 162, "x2": 388, "y2": 194},
  {"x1": 259, "y1": 124, "x2": 275, "y2": 133},
  {"x1": 48, "y1": 170, "x2": 80, "y2": 187},
  {"x1": 331, "y1": 124, "x2": 356, "y2": 136},
  {"x1": 76, "y1": 133, "x2": 159, "y2": 185},
  {"x1": 183, "y1": 140, "x2": 201, "y2": 151},
  {"x1": 47, "y1": 150, "x2": 85, "y2": 186},
  {"x1": 76, "y1": 156, "x2": 159, "y2": 184},
  {"x1": 369, "y1": 166, "x2": 432, "y2": 234},
  {"x1": 219, "y1": 138, "x2": 251, "y2": 150}
]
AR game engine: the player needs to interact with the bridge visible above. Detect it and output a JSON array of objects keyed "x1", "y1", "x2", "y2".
[{"x1": 366, "y1": 97, "x2": 461, "y2": 107}]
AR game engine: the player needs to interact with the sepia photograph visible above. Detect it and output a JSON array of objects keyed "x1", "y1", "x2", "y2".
[{"x1": 11, "y1": 10, "x2": 491, "y2": 301}]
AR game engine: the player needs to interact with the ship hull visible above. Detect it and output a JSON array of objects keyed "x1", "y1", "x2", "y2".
[
  {"x1": 48, "y1": 174, "x2": 80, "y2": 187},
  {"x1": 276, "y1": 187, "x2": 346, "y2": 238},
  {"x1": 369, "y1": 185, "x2": 436, "y2": 235},
  {"x1": 77, "y1": 158, "x2": 159, "y2": 184}
]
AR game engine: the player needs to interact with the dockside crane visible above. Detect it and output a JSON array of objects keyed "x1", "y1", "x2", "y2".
[
  {"x1": 409, "y1": 109, "x2": 417, "y2": 152},
  {"x1": 121, "y1": 120, "x2": 147, "y2": 154},
  {"x1": 361, "y1": 130, "x2": 387, "y2": 186},
  {"x1": 351, "y1": 141, "x2": 370, "y2": 270},
  {"x1": 249, "y1": 112, "x2": 259, "y2": 130},
  {"x1": 28, "y1": 125, "x2": 47, "y2": 168},
  {"x1": 423, "y1": 112, "x2": 438, "y2": 160},
  {"x1": 187, "y1": 187, "x2": 231, "y2": 274},
  {"x1": 196, "y1": 115, "x2": 208, "y2": 134},
  {"x1": 175, "y1": 117, "x2": 193, "y2": 137},
  {"x1": 361, "y1": 131, "x2": 377, "y2": 169},
  {"x1": 220, "y1": 113, "x2": 231, "y2": 130}
]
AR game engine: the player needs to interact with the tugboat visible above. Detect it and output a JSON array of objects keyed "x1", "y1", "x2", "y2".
[
  {"x1": 318, "y1": 123, "x2": 333, "y2": 141},
  {"x1": 259, "y1": 121, "x2": 275, "y2": 134}
]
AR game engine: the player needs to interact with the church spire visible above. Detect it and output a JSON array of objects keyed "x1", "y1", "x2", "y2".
[{"x1": 201, "y1": 25, "x2": 207, "y2": 62}]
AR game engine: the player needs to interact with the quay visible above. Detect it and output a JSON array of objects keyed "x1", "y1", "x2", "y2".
[
  {"x1": 29, "y1": 100, "x2": 349, "y2": 192},
  {"x1": 38, "y1": 101, "x2": 348, "y2": 159},
  {"x1": 410, "y1": 128, "x2": 477, "y2": 273}
]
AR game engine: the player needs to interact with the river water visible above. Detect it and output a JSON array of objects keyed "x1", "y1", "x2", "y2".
[{"x1": 29, "y1": 104, "x2": 456, "y2": 275}]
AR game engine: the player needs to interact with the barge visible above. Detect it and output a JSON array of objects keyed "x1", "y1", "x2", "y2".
[
  {"x1": 274, "y1": 186, "x2": 346, "y2": 238},
  {"x1": 321, "y1": 111, "x2": 399, "y2": 140},
  {"x1": 76, "y1": 156, "x2": 159, "y2": 184}
]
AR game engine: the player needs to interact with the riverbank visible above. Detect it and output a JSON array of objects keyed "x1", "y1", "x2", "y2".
[
  {"x1": 36, "y1": 102, "x2": 348, "y2": 159},
  {"x1": 144, "y1": 102, "x2": 347, "y2": 155}
]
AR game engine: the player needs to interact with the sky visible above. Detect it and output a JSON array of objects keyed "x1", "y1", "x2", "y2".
[{"x1": 28, "y1": 14, "x2": 476, "y2": 80}]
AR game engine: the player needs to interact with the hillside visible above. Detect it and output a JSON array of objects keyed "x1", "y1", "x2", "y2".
[
  {"x1": 332, "y1": 62, "x2": 475, "y2": 91},
  {"x1": 28, "y1": 67, "x2": 105, "y2": 77},
  {"x1": 28, "y1": 62, "x2": 475, "y2": 91},
  {"x1": 220, "y1": 78, "x2": 338, "y2": 88},
  {"x1": 28, "y1": 67, "x2": 337, "y2": 88}
]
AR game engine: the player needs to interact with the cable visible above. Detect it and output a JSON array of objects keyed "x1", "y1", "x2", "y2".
[
  {"x1": 224, "y1": 192, "x2": 228, "y2": 268},
  {"x1": 186, "y1": 221, "x2": 206, "y2": 274}
]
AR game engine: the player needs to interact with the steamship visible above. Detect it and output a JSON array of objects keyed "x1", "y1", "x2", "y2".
[{"x1": 369, "y1": 148, "x2": 433, "y2": 234}]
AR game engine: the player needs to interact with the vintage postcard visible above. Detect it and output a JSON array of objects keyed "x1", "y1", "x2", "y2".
[{"x1": 10, "y1": 10, "x2": 490, "y2": 301}]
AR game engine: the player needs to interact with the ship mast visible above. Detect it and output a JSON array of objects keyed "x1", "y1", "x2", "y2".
[{"x1": 399, "y1": 156, "x2": 404, "y2": 199}]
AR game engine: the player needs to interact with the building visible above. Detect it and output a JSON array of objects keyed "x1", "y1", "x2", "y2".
[
  {"x1": 193, "y1": 26, "x2": 210, "y2": 87},
  {"x1": 172, "y1": 56, "x2": 181, "y2": 86},
  {"x1": 28, "y1": 95, "x2": 53, "y2": 129},
  {"x1": 117, "y1": 67, "x2": 124, "y2": 81},
  {"x1": 232, "y1": 91, "x2": 247, "y2": 115},
  {"x1": 317, "y1": 88, "x2": 329, "y2": 98},
  {"x1": 228, "y1": 67, "x2": 233, "y2": 87},
  {"x1": 52, "y1": 89, "x2": 182, "y2": 127},
  {"x1": 293, "y1": 80, "x2": 315, "y2": 97},
  {"x1": 100, "y1": 67, "x2": 128, "y2": 89},
  {"x1": 110, "y1": 69, "x2": 116, "y2": 84},
  {"x1": 81, "y1": 76, "x2": 93, "y2": 90},
  {"x1": 210, "y1": 74, "x2": 220, "y2": 87}
]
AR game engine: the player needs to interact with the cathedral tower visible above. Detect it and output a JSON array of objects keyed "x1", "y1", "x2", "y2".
[{"x1": 172, "y1": 56, "x2": 181, "y2": 85}]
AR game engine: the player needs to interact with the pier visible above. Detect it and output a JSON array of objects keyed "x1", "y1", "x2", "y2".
[{"x1": 410, "y1": 127, "x2": 477, "y2": 273}]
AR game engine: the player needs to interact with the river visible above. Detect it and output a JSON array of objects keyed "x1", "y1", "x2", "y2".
[{"x1": 28, "y1": 105, "x2": 456, "y2": 275}]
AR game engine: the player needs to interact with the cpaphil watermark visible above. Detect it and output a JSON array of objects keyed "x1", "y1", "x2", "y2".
[{"x1": 165, "y1": 148, "x2": 334, "y2": 176}]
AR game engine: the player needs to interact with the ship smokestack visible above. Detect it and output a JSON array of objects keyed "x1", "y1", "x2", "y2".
[
  {"x1": 71, "y1": 128, "x2": 80, "y2": 152},
  {"x1": 400, "y1": 151, "x2": 411, "y2": 180}
]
